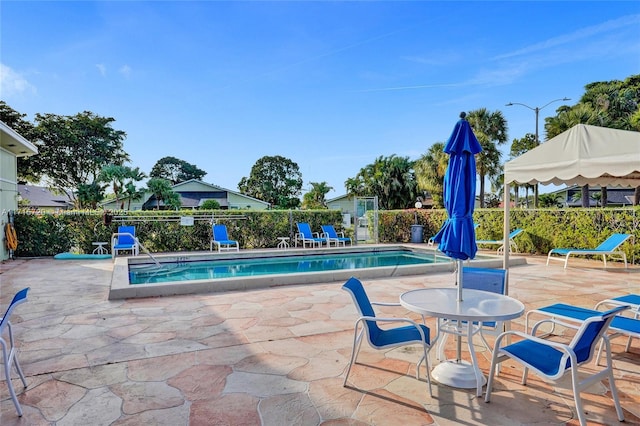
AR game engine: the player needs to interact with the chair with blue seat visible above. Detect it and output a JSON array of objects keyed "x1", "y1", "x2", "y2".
[
  {"x1": 210, "y1": 224, "x2": 239, "y2": 252},
  {"x1": 485, "y1": 304, "x2": 629, "y2": 426},
  {"x1": 321, "y1": 224, "x2": 352, "y2": 247},
  {"x1": 436, "y1": 267, "x2": 507, "y2": 360},
  {"x1": 525, "y1": 294, "x2": 640, "y2": 365},
  {"x1": 476, "y1": 228, "x2": 523, "y2": 254},
  {"x1": 1, "y1": 288, "x2": 29, "y2": 417},
  {"x1": 111, "y1": 225, "x2": 139, "y2": 258},
  {"x1": 546, "y1": 233, "x2": 632, "y2": 269},
  {"x1": 295, "y1": 222, "x2": 325, "y2": 248},
  {"x1": 342, "y1": 277, "x2": 434, "y2": 396}
]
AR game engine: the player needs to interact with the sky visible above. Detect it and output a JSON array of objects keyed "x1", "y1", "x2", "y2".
[{"x1": 2, "y1": 1, "x2": 639, "y2": 199}]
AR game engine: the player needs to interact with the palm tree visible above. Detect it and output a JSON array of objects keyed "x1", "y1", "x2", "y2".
[
  {"x1": 146, "y1": 178, "x2": 179, "y2": 210},
  {"x1": 414, "y1": 142, "x2": 447, "y2": 208},
  {"x1": 466, "y1": 109, "x2": 508, "y2": 207},
  {"x1": 302, "y1": 181, "x2": 333, "y2": 209}
]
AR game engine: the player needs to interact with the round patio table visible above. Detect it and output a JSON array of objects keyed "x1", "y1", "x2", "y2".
[{"x1": 400, "y1": 287, "x2": 525, "y2": 396}]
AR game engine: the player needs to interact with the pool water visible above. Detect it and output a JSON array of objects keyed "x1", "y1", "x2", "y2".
[{"x1": 129, "y1": 250, "x2": 446, "y2": 284}]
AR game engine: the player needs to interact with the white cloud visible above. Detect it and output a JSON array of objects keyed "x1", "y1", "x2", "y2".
[
  {"x1": 119, "y1": 65, "x2": 132, "y2": 79},
  {"x1": 96, "y1": 64, "x2": 107, "y2": 76},
  {"x1": 0, "y1": 63, "x2": 36, "y2": 97}
]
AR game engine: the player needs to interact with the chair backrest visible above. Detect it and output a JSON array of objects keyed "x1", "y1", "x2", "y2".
[
  {"x1": 321, "y1": 225, "x2": 338, "y2": 238},
  {"x1": 569, "y1": 305, "x2": 628, "y2": 365},
  {"x1": 117, "y1": 226, "x2": 136, "y2": 245},
  {"x1": 342, "y1": 277, "x2": 382, "y2": 343},
  {"x1": 0, "y1": 288, "x2": 29, "y2": 333},
  {"x1": 297, "y1": 222, "x2": 313, "y2": 238},
  {"x1": 462, "y1": 267, "x2": 507, "y2": 295},
  {"x1": 509, "y1": 229, "x2": 523, "y2": 239},
  {"x1": 213, "y1": 224, "x2": 230, "y2": 241},
  {"x1": 595, "y1": 233, "x2": 631, "y2": 251}
]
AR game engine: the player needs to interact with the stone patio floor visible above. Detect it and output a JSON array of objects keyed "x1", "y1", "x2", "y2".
[{"x1": 0, "y1": 252, "x2": 639, "y2": 425}]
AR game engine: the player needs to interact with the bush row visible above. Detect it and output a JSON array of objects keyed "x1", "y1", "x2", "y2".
[{"x1": 12, "y1": 207, "x2": 640, "y2": 263}]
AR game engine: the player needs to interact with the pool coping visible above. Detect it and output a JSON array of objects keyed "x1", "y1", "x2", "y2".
[{"x1": 109, "y1": 244, "x2": 527, "y2": 299}]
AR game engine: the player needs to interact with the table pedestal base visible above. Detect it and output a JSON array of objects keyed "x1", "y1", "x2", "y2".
[{"x1": 431, "y1": 360, "x2": 486, "y2": 390}]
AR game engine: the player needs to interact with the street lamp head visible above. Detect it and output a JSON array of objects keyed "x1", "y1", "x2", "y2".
[
  {"x1": 562, "y1": 97, "x2": 571, "y2": 101},
  {"x1": 505, "y1": 102, "x2": 514, "y2": 106}
]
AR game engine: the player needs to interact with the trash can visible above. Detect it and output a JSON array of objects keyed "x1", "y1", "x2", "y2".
[{"x1": 410, "y1": 225, "x2": 424, "y2": 243}]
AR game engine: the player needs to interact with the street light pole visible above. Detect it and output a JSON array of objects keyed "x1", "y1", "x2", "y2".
[{"x1": 506, "y1": 97, "x2": 570, "y2": 207}]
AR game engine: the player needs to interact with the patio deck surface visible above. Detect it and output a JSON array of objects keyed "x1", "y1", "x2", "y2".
[{"x1": 1, "y1": 252, "x2": 638, "y2": 425}]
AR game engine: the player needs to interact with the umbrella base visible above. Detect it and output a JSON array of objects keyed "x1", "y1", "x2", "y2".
[{"x1": 432, "y1": 360, "x2": 486, "y2": 393}]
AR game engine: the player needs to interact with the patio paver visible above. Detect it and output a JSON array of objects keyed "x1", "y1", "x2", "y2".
[{"x1": 0, "y1": 254, "x2": 639, "y2": 425}]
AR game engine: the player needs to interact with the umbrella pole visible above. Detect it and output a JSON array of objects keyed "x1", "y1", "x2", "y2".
[{"x1": 456, "y1": 259, "x2": 463, "y2": 361}]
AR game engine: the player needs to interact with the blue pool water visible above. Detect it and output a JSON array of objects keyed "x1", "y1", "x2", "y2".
[{"x1": 129, "y1": 249, "x2": 447, "y2": 284}]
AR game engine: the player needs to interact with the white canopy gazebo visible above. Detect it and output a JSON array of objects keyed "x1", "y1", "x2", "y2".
[{"x1": 502, "y1": 124, "x2": 640, "y2": 291}]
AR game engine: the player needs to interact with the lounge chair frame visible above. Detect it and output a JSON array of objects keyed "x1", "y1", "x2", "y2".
[{"x1": 476, "y1": 229, "x2": 523, "y2": 254}]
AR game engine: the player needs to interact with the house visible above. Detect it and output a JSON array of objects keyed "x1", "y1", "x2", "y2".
[
  {"x1": 101, "y1": 179, "x2": 270, "y2": 211},
  {"x1": 1, "y1": 121, "x2": 38, "y2": 260},
  {"x1": 546, "y1": 185, "x2": 636, "y2": 207},
  {"x1": 18, "y1": 184, "x2": 74, "y2": 211}
]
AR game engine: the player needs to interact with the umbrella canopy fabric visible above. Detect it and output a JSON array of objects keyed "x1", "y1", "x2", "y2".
[{"x1": 433, "y1": 116, "x2": 482, "y2": 261}]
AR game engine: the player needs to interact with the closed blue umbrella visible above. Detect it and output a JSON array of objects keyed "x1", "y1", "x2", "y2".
[{"x1": 433, "y1": 113, "x2": 482, "y2": 301}]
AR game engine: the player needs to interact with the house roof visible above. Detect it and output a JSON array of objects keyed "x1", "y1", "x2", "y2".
[
  {"x1": 0, "y1": 121, "x2": 38, "y2": 157},
  {"x1": 18, "y1": 184, "x2": 73, "y2": 209}
]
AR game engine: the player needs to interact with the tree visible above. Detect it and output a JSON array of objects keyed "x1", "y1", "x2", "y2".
[
  {"x1": 510, "y1": 133, "x2": 538, "y2": 207},
  {"x1": 146, "y1": 178, "x2": 181, "y2": 210},
  {"x1": 200, "y1": 199, "x2": 221, "y2": 209},
  {"x1": 302, "y1": 181, "x2": 333, "y2": 209},
  {"x1": 149, "y1": 156, "x2": 206, "y2": 185},
  {"x1": 345, "y1": 155, "x2": 417, "y2": 210},
  {"x1": 76, "y1": 182, "x2": 106, "y2": 209},
  {"x1": 238, "y1": 155, "x2": 303, "y2": 209},
  {"x1": 538, "y1": 193, "x2": 562, "y2": 208},
  {"x1": 414, "y1": 142, "x2": 447, "y2": 208},
  {"x1": 466, "y1": 109, "x2": 508, "y2": 208},
  {"x1": 0, "y1": 102, "x2": 39, "y2": 182},
  {"x1": 99, "y1": 165, "x2": 146, "y2": 210},
  {"x1": 18, "y1": 111, "x2": 129, "y2": 202}
]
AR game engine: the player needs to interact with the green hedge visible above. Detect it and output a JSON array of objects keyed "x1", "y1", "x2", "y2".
[
  {"x1": 12, "y1": 207, "x2": 640, "y2": 263},
  {"x1": 12, "y1": 209, "x2": 344, "y2": 257},
  {"x1": 375, "y1": 207, "x2": 639, "y2": 262}
]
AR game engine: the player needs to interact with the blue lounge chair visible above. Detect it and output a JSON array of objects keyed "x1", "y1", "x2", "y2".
[
  {"x1": 342, "y1": 277, "x2": 434, "y2": 396},
  {"x1": 210, "y1": 224, "x2": 239, "y2": 252},
  {"x1": 295, "y1": 222, "x2": 324, "y2": 248},
  {"x1": 1, "y1": 288, "x2": 29, "y2": 416},
  {"x1": 546, "y1": 233, "x2": 632, "y2": 269},
  {"x1": 321, "y1": 225, "x2": 352, "y2": 247},
  {"x1": 486, "y1": 304, "x2": 628, "y2": 426},
  {"x1": 476, "y1": 228, "x2": 523, "y2": 254},
  {"x1": 111, "y1": 225, "x2": 139, "y2": 258}
]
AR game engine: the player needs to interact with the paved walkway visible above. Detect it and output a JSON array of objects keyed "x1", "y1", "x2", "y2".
[{"x1": 1, "y1": 254, "x2": 639, "y2": 425}]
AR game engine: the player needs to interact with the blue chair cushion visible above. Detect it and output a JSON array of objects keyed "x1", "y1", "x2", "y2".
[{"x1": 501, "y1": 339, "x2": 564, "y2": 376}]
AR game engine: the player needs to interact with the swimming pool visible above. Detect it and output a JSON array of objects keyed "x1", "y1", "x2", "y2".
[{"x1": 109, "y1": 245, "x2": 519, "y2": 299}]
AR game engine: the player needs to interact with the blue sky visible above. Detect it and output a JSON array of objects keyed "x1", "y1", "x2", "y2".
[{"x1": 2, "y1": 1, "x2": 639, "y2": 199}]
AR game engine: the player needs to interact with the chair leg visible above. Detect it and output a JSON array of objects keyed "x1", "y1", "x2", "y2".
[
  {"x1": 570, "y1": 367, "x2": 587, "y2": 426},
  {"x1": 417, "y1": 345, "x2": 433, "y2": 397},
  {"x1": 484, "y1": 348, "x2": 502, "y2": 403},
  {"x1": 602, "y1": 337, "x2": 625, "y2": 422},
  {"x1": 3, "y1": 346, "x2": 24, "y2": 416},
  {"x1": 343, "y1": 327, "x2": 364, "y2": 387}
]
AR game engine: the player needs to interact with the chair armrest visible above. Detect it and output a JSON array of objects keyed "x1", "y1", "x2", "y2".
[
  {"x1": 371, "y1": 301, "x2": 401, "y2": 307},
  {"x1": 495, "y1": 330, "x2": 575, "y2": 356},
  {"x1": 530, "y1": 317, "x2": 581, "y2": 336}
]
